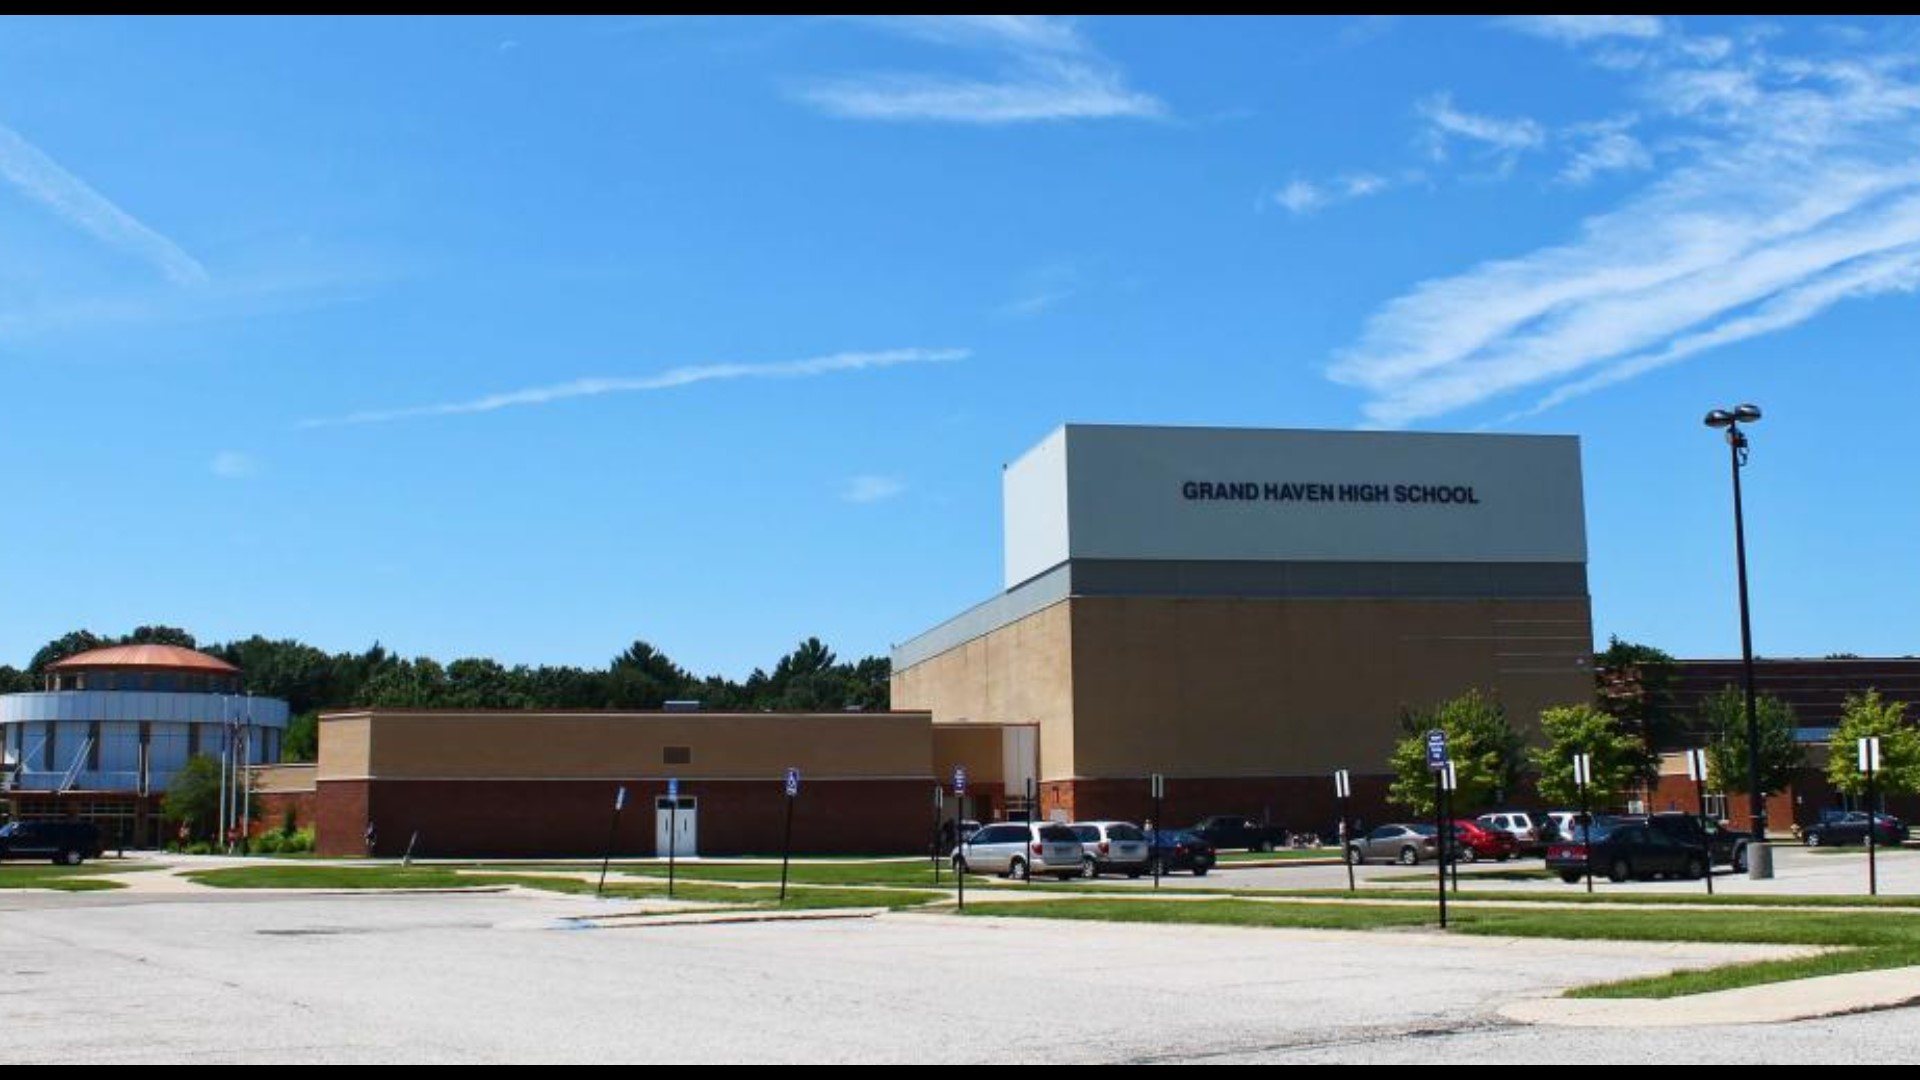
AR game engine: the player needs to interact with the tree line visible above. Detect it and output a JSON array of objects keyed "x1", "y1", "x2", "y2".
[
  {"x1": 2, "y1": 625, "x2": 891, "y2": 763},
  {"x1": 1389, "y1": 636, "x2": 1920, "y2": 817}
]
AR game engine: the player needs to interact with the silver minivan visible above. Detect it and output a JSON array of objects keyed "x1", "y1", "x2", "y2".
[
  {"x1": 955, "y1": 822, "x2": 1085, "y2": 880},
  {"x1": 1066, "y1": 821, "x2": 1151, "y2": 878}
]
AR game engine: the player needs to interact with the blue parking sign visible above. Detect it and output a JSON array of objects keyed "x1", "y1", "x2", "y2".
[{"x1": 1425, "y1": 730, "x2": 1449, "y2": 771}]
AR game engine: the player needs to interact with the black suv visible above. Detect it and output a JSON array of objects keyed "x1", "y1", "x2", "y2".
[
  {"x1": 1645, "y1": 813, "x2": 1753, "y2": 872},
  {"x1": 0, "y1": 820, "x2": 103, "y2": 865}
]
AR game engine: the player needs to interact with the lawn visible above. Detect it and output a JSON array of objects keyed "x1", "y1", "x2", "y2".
[
  {"x1": 953, "y1": 895, "x2": 1920, "y2": 998},
  {"x1": 181, "y1": 865, "x2": 943, "y2": 910},
  {"x1": 0, "y1": 862, "x2": 152, "y2": 891}
]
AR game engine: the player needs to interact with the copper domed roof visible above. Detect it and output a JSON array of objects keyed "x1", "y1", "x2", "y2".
[{"x1": 47, "y1": 644, "x2": 239, "y2": 674}]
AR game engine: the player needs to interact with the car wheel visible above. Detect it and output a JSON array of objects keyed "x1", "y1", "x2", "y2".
[
  {"x1": 1253, "y1": 840, "x2": 1271, "y2": 853},
  {"x1": 1080, "y1": 856, "x2": 1099, "y2": 880},
  {"x1": 1398, "y1": 847, "x2": 1419, "y2": 866},
  {"x1": 1559, "y1": 871, "x2": 1583, "y2": 884},
  {"x1": 1732, "y1": 845, "x2": 1748, "y2": 873},
  {"x1": 1806, "y1": 831, "x2": 1823, "y2": 848},
  {"x1": 1011, "y1": 858, "x2": 1029, "y2": 881},
  {"x1": 1192, "y1": 867, "x2": 1209, "y2": 877},
  {"x1": 1151, "y1": 856, "x2": 1166, "y2": 876},
  {"x1": 1126, "y1": 870, "x2": 1142, "y2": 879},
  {"x1": 1460, "y1": 847, "x2": 1478, "y2": 864},
  {"x1": 952, "y1": 856, "x2": 969, "y2": 875},
  {"x1": 60, "y1": 849, "x2": 82, "y2": 867},
  {"x1": 1685, "y1": 855, "x2": 1706, "y2": 880},
  {"x1": 1347, "y1": 846, "x2": 1363, "y2": 865},
  {"x1": 1608, "y1": 857, "x2": 1631, "y2": 884}
]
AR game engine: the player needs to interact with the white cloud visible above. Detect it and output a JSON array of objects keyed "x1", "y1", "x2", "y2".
[
  {"x1": 797, "y1": 17, "x2": 1165, "y2": 124},
  {"x1": 1560, "y1": 119, "x2": 1654, "y2": 184},
  {"x1": 1419, "y1": 93, "x2": 1547, "y2": 164},
  {"x1": 210, "y1": 451, "x2": 263, "y2": 479},
  {"x1": 1501, "y1": 16, "x2": 1666, "y2": 45},
  {"x1": 301, "y1": 347, "x2": 968, "y2": 428},
  {"x1": 842, "y1": 475, "x2": 907, "y2": 504},
  {"x1": 1272, "y1": 173, "x2": 1393, "y2": 217},
  {"x1": 0, "y1": 121, "x2": 208, "y2": 285},
  {"x1": 1331, "y1": 37, "x2": 1920, "y2": 427}
]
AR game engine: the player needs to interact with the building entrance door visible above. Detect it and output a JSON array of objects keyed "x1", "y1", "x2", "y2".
[{"x1": 654, "y1": 796, "x2": 697, "y2": 857}]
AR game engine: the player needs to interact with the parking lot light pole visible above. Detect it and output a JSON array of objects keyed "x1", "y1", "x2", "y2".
[{"x1": 1705, "y1": 404, "x2": 1772, "y2": 879}]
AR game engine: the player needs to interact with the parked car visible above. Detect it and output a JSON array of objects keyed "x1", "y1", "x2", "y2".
[
  {"x1": 0, "y1": 820, "x2": 102, "y2": 865},
  {"x1": 1348, "y1": 823, "x2": 1442, "y2": 865},
  {"x1": 1449, "y1": 818, "x2": 1519, "y2": 862},
  {"x1": 936, "y1": 818, "x2": 983, "y2": 855},
  {"x1": 1188, "y1": 815, "x2": 1290, "y2": 853},
  {"x1": 953, "y1": 822, "x2": 1085, "y2": 880},
  {"x1": 1645, "y1": 812, "x2": 1753, "y2": 871},
  {"x1": 1545, "y1": 820, "x2": 1708, "y2": 884},
  {"x1": 1542, "y1": 810, "x2": 1584, "y2": 846},
  {"x1": 1803, "y1": 810, "x2": 1910, "y2": 847},
  {"x1": 1067, "y1": 821, "x2": 1151, "y2": 878},
  {"x1": 1475, "y1": 810, "x2": 1544, "y2": 853},
  {"x1": 1145, "y1": 828, "x2": 1216, "y2": 876}
]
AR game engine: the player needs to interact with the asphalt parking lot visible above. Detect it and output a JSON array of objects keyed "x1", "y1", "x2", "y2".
[{"x1": 3, "y1": 878, "x2": 1918, "y2": 1064}]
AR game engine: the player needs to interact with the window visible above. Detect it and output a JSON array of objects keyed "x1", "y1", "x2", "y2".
[{"x1": 663, "y1": 746, "x2": 692, "y2": 766}]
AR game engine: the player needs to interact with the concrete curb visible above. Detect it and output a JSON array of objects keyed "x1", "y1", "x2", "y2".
[
  {"x1": 1501, "y1": 965, "x2": 1920, "y2": 1027},
  {"x1": 580, "y1": 907, "x2": 890, "y2": 929}
]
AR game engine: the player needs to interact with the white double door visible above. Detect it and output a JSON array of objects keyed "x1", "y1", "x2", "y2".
[{"x1": 654, "y1": 796, "x2": 697, "y2": 857}]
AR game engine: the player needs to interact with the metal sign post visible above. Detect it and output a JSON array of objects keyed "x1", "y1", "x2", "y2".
[
  {"x1": 1150, "y1": 773, "x2": 1165, "y2": 891},
  {"x1": 1441, "y1": 762, "x2": 1460, "y2": 894},
  {"x1": 780, "y1": 768, "x2": 800, "y2": 903},
  {"x1": 953, "y1": 767, "x2": 968, "y2": 911},
  {"x1": 597, "y1": 785, "x2": 627, "y2": 898},
  {"x1": 1861, "y1": 737, "x2": 1882, "y2": 897},
  {"x1": 1426, "y1": 731, "x2": 1449, "y2": 928},
  {"x1": 1574, "y1": 753, "x2": 1593, "y2": 895},
  {"x1": 1686, "y1": 749, "x2": 1713, "y2": 895},
  {"x1": 667, "y1": 776, "x2": 680, "y2": 900},
  {"x1": 1334, "y1": 770, "x2": 1354, "y2": 893}
]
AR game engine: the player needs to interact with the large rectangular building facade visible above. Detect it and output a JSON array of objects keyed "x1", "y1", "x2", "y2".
[
  {"x1": 315, "y1": 710, "x2": 936, "y2": 857},
  {"x1": 895, "y1": 424, "x2": 1596, "y2": 831}
]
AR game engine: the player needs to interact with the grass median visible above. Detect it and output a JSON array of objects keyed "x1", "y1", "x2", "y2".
[
  {"x1": 0, "y1": 863, "x2": 153, "y2": 891},
  {"x1": 953, "y1": 895, "x2": 1920, "y2": 999},
  {"x1": 183, "y1": 865, "x2": 943, "y2": 910}
]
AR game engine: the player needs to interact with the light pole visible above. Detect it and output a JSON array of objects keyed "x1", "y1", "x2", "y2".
[{"x1": 1704, "y1": 403, "x2": 1770, "y2": 878}]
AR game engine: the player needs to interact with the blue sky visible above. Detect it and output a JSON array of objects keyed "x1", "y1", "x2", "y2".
[{"x1": 2, "y1": 16, "x2": 1917, "y2": 676}]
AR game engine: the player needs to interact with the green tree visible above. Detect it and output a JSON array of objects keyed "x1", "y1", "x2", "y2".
[
  {"x1": 1529, "y1": 703, "x2": 1645, "y2": 808},
  {"x1": 1388, "y1": 690, "x2": 1523, "y2": 817},
  {"x1": 280, "y1": 712, "x2": 319, "y2": 763},
  {"x1": 1700, "y1": 686, "x2": 1804, "y2": 796},
  {"x1": 161, "y1": 755, "x2": 252, "y2": 843},
  {"x1": 1826, "y1": 690, "x2": 1920, "y2": 801},
  {"x1": 1593, "y1": 636, "x2": 1681, "y2": 785}
]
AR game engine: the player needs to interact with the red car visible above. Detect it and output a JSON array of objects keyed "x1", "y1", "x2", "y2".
[{"x1": 1450, "y1": 819, "x2": 1519, "y2": 862}]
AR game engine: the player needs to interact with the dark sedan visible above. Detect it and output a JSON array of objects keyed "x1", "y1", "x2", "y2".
[
  {"x1": 1546, "y1": 821, "x2": 1708, "y2": 884},
  {"x1": 1146, "y1": 829, "x2": 1216, "y2": 876},
  {"x1": 1804, "y1": 811, "x2": 1909, "y2": 847}
]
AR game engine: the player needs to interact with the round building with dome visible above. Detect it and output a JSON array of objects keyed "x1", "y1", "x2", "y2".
[{"x1": 1, "y1": 644, "x2": 289, "y2": 846}]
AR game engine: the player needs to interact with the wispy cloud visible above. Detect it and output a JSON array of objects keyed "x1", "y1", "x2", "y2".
[
  {"x1": 1331, "y1": 34, "x2": 1920, "y2": 427},
  {"x1": 1559, "y1": 118, "x2": 1654, "y2": 185},
  {"x1": 996, "y1": 261, "x2": 1082, "y2": 318},
  {"x1": 1418, "y1": 93, "x2": 1546, "y2": 172},
  {"x1": 1272, "y1": 172, "x2": 1394, "y2": 216},
  {"x1": 796, "y1": 16, "x2": 1165, "y2": 124},
  {"x1": 301, "y1": 347, "x2": 969, "y2": 429},
  {"x1": 1501, "y1": 16, "x2": 1666, "y2": 45},
  {"x1": 0, "y1": 121, "x2": 208, "y2": 286},
  {"x1": 210, "y1": 451, "x2": 264, "y2": 479},
  {"x1": 842, "y1": 475, "x2": 907, "y2": 504}
]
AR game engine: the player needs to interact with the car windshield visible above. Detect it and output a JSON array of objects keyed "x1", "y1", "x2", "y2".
[{"x1": 0, "y1": 822, "x2": 16, "y2": 837}]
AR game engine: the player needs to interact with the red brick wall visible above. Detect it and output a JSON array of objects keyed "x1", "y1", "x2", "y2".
[
  {"x1": 318, "y1": 778, "x2": 934, "y2": 858},
  {"x1": 251, "y1": 791, "x2": 315, "y2": 838}
]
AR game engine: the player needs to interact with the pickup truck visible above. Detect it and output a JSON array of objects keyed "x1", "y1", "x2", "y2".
[{"x1": 1188, "y1": 815, "x2": 1291, "y2": 853}]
